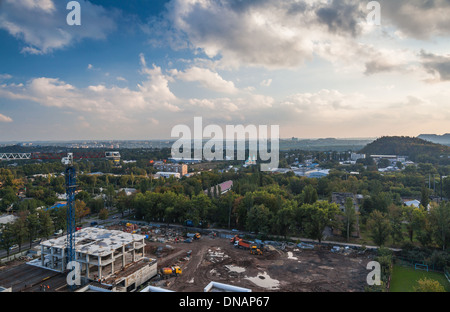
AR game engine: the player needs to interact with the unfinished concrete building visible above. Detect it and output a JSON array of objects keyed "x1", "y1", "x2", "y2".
[{"x1": 29, "y1": 227, "x2": 156, "y2": 291}]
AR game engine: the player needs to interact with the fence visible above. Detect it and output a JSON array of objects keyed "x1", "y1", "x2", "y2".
[
  {"x1": 394, "y1": 256, "x2": 446, "y2": 273},
  {"x1": 445, "y1": 269, "x2": 450, "y2": 284},
  {"x1": 0, "y1": 250, "x2": 30, "y2": 264}
]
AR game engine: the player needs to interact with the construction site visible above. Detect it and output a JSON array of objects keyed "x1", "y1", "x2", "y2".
[{"x1": 0, "y1": 221, "x2": 376, "y2": 292}]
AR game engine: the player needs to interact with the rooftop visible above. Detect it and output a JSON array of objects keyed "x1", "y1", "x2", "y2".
[{"x1": 41, "y1": 227, "x2": 146, "y2": 256}]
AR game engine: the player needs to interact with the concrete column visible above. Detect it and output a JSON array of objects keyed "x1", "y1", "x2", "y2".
[
  {"x1": 61, "y1": 249, "x2": 65, "y2": 272},
  {"x1": 111, "y1": 253, "x2": 114, "y2": 275},
  {"x1": 41, "y1": 245, "x2": 44, "y2": 266},
  {"x1": 98, "y1": 256, "x2": 102, "y2": 280},
  {"x1": 50, "y1": 247, "x2": 54, "y2": 269},
  {"x1": 122, "y1": 246, "x2": 125, "y2": 268},
  {"x1": 86, "y1": 254, "x2": 90, "y2": 279}
]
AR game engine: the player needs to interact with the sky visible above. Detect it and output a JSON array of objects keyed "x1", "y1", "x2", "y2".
[{"x1": 0, "y1": 0, "x2": 449, "y2": 141}]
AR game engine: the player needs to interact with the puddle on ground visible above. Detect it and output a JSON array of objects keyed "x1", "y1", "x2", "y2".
[
  {"x1": 287, "y1": 252, "x2": 298, "y2": 260},
  {"x1": 245, "y1": 272, "x2": 280, "y2": 290},
  {"x1": 225, "y1": 265, "x2": 246, "y2": 273}
]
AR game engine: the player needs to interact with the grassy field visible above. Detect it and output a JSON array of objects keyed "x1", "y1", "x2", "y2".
[{"x1": 390, "y1": 265, "x2": 450, "y2": 292}]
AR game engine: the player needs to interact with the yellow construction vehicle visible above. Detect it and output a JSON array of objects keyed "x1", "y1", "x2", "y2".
[
  {"x1": 160, "y1": 266, "x2": 182, "y2": 279},
  {"x1": 250, "y1": 245, "x2": 263, "y2": 255}
]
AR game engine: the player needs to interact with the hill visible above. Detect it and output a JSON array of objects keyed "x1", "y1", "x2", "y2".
[
  {"x1": 360, "y1": 136, "x2": 450, "y2": 163},
  {"x1": 418, "y1": 133, "x2": 450, "y2": 146}
]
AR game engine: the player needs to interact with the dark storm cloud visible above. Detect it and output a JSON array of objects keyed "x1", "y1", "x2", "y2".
[
  {"x1": 315, "y1": 0, "x2": 365, "y2": 37},
  {"x1": 379, "y1": 0, "x2": 450, "y2": 39}
]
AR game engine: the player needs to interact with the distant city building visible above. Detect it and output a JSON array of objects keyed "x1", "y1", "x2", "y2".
[
  {"x1": 0, "y1": 214, "x2": 18, "y2": 225},
  {"x1": 371, "y1": 155, "x2": 407, "y2": 164},
  {"x1": 350, "y1": 153, "x2": 366, "y2": 161},
  {"x1": 403, "y1": 199, "x2": 421, "y2": 208},
  {"x1": 118, "y1": 188, "x2": 138, "y2": 196},
  {"x1": 331, "y1": 192, "x2": 363, "y2": 238},
  {"x1": 154, "y1": 163, "x2": 188, "y2": 176},
  {"x1": 306, "y1": 169, "x2": 330, "y2": 179},
  {"x1": 156, "y1": 172, "x2": 181, "y2": 179},
  {"x1": 244, "y1": 155, "x2": 257, "y2": 166},
  {"x1": 331, "y1": 192, "x2": 364, "y2": 213},
  {"x1": 45, "y1": 202, "x2": 67, "y2": 211},
  {"x1": 204, "y1": 180, "x2": 233, "y2": 196},
  {"x1": 168, "y1": 158, "x2": 201, "y2": 164}
]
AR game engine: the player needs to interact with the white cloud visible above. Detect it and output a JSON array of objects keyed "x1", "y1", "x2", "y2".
[
  {"x1": 8, "y1": 0, "x2": 55, "y2": 13},
  {"x1": 260, "y1": 79, "x2": 272, "y2": 87},
  {"x1": 174, "y1": 66, "x2": 238, "y2": 94},
  {"x1": 0, "y1": 0, "x2": 117, "y2": 54},
  {"x1": 0, "y1": 55, "x2": 179, "y2": 122},
  {"x1": 149, "y1": 0, "x2": 450, "y2": 86},
  {"x1": 156, "y1": 0, "x2": 383, "y2": 70},
  {"x1": 0, "y1": 114, "x2": 13, "y2": 123},
  {"x1": 0, "y1": 74, "x2": 13, "y2": 80}
]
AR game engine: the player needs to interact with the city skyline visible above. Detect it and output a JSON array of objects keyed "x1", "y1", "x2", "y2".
[{"x1": 0, "y1": 0, "x2": 449, "y2": 141}]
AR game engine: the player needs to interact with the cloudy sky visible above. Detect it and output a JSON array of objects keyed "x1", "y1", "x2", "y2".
[{"x1": 0, "y1": 0, "x2": 449, "y2": 141}]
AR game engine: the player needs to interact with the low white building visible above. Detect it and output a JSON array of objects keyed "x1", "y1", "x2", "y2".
[
  {"x1": 0, "y1": 214, "x2": 17, "y2": 225},
  {"x1": 156, "y1": 172, "x2": 181, "y2": 179}
]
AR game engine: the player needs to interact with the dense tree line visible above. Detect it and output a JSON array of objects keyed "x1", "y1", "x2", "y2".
[{"x1": 1, "y1": 147, "x2": 449, "y2": 265}]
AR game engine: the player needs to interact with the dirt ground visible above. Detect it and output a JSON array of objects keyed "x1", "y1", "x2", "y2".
[
  {"x1": 145, "y1": 234, "x2": 373, "y2": 292},
  {"x1": 0, "y1": 224, "x2": 374, "y2": 292}
]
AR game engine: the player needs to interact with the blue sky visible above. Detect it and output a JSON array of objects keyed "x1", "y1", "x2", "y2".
[{"x1": 0, "y1": 0, "x2": 450, "y2": 141}]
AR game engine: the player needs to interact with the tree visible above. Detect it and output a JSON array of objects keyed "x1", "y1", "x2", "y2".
[
  {"x1": 38, "y1": 210, "x2": 53, "y2": 239},
  {"x1": 378, "y1": 158, "x2": 390, "y2": 169},
  {"x1": 304, "y1": 202, "x2": 340, "y2": 243},
  {"x1": 88, "y1": 198, "x2": 104, "y2": 214},
  {"x1": 301, "y1": 185, "x2": 318, "y2": 204},
  {"x1": 415, "y1": 210, "x2": 433, "y2": 248},
  {"x1": 413, "y1": 278, "x2": 445, "y2": 292},
  {"x1": 99, "y1": 208, "x2": 109, "y2": 220},
  {"x1": 429, "y1": 202, "x2": 450, "y2": 251},
  {"x1": 75, "y1": 200, "x2": 90, "y2": 224},
  {"x1": 104, "y1": 184, "x2": 115, "y2": 208},
  {"x1": 388, "y1": 204, "x2": 404, "y2": 245},
  {"x1": 246, "y1": 204, "x2": 271, "y2": 234},
  {"x1": 50, "y1": 207, "x2": 67, "y2": 232},
  {"x1": 12, "y1": 212, "x2": 28, "y2": 252},
  {"x1": 26, "y1": 212, "x2": 40, "y2": 248},
  {"x1": 115, "y1": 190, "x2": 128, "y2": 217},
  {"x1": 342, "y1": 197, "x2": 357, "y2": 242},
  {"x1": 402, "y1": 206, "x2": 425, "y2": 243},
  {"x1": 367, "y1": 210, "x2": 391, "y2": 247},
  {"x1": 0, "y1": 223, "x2": 15, "y2": 258},
  {"x1": 274, "y1": 204, "x2": 295, "y2": 239},
  {"x1": 420, "y1": 187, "x2": 430, "y2": 209}
]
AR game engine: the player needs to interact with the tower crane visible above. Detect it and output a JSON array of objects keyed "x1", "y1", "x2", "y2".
[{"x1": 0, "y1": 150, "x2": 120, "y2": 285}]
